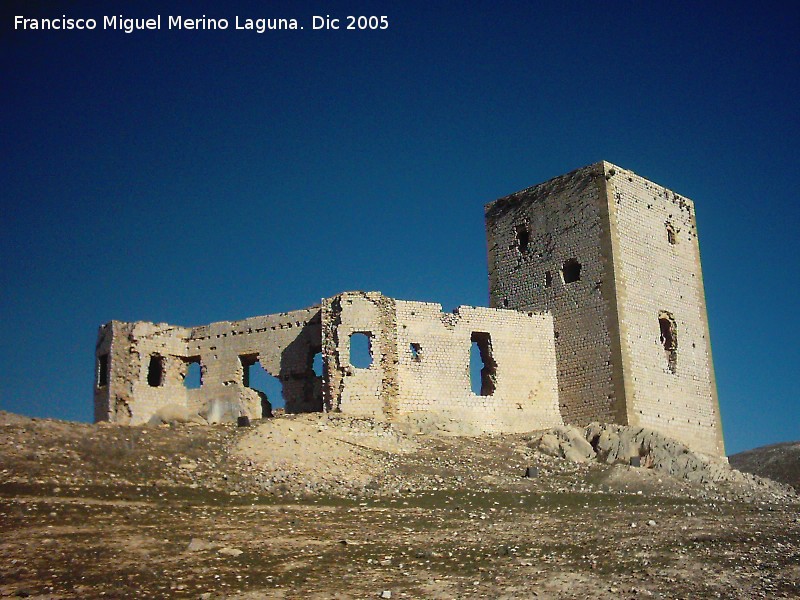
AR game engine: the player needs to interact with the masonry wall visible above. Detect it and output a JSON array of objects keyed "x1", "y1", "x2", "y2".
[
  {"x1": 186, "y1": 307, "x2": 323, "y2": 417},
  {"x1": 394, "y1": 300, "x2": 561, "y2": 432},
  {"x1": 94, "y1": 307, "x2": 322, "y2": 425},
  {"x1": 486, "y1": 161, "x2": 725, "y2": 456},
  {"x1": 321, "y1": 291, "x2": 561, "y2": 432},
  {"x1": 94, "y1": 162, "x2": 724, "y2": 455},
  {"x1": 321, "y1": 292, "x2": 399, "y2": 416},
  {"x1": 94, "y1": 321, "x2": 192, "y2": 424},
  {"x1": 485, "y1": 164, "x2": 624, "y2": 425},
  {"x1": 604, "y1": 164, "x2": 724, "y2": 456}
]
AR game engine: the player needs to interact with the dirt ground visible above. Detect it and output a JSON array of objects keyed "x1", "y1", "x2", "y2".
[{"x1": 1, "y1": 411, "x2": 798, "y2": 599}]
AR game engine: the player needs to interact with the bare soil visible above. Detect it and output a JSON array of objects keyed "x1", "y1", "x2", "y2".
[{"x1": 1, "y1": 411, "x2": 798, "y2": 599}]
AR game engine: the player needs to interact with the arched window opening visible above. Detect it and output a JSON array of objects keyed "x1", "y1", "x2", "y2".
[{"x1": 183, "y1": 357, "x2": 202, "y2": 389}]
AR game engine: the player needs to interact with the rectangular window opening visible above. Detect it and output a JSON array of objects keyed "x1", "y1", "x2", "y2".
[
  {"x1": 147, "y1": 354, "x2": 164, "y2": 387},
  {"x1": 561, "y1": 258, "x2": 581, "y2": 284},
  {"x1": 349, "y1": 332, "x2": 373, "y2": 368},
  {"x1": 658, "y1": 312, "x2": 678, "y2": 374},
  {"x1": 470, "y1": 331, "x2": 497, "y2": 396},
  {"x1": 666, "y1": 222, "x2": 677, "y2": 245},
  {"x1": 97, "y1": 354, "x2": 109, "y2": 387},
  {"x1": 409, "y1": 342, "x2": 422, "y2": 361},
  {"x1": 183, "y1": 356, "x2": 202, "y2": 389},
  {"x1": 239, "y1": 353, "x2": 257, "y2": 388},
  {"x1": 514, "y1": 224, "x2": 530, "y2": 253}
]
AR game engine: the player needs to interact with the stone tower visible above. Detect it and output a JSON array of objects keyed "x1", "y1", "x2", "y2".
[{"x1": 485, "y1": 161, "x2": 725, "y2": 456}]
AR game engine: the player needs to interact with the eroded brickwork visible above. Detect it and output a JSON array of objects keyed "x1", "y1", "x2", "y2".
[
  {"x1": 485, "y1": 161, "x2": 724, "y2": 456},
  {"x1": 321, "y1": 292, "x2": 399, "y2": 417},
  {"x1": 485, "y1": 164, "x2": 622, "y2": 425},
  {"x1": 604, "y1": 164, "x2": 723, "y2": 456},
  {"x1": 95, "y1": 308, "x2": 322, "y2": 425},
  {"x1": 393, "y1": 299, "x2": 561, "y2": 432},
  {"x1": 95, "y1": 321, "x2": 192, "y2": 424},
  {"x1": 97, "y1": 291, "x2": 561, "y2": 433},
  {"x1": 94, "y1": 161, "x2": 724, "y2": 456},
  {"x1": 320, "y1": 292, "x2": 561, "y2": 432}
]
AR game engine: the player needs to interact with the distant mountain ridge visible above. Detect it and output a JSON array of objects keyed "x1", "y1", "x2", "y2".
[{"x1": 729, "y1": 441, "x2": 800, "y2": 491}]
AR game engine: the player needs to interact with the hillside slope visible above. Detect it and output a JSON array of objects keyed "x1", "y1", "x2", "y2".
[
  {"x1": 1, "y1": 411, "x2": 798, "y2": 599},
  {"x1": 730, "y1": 441, "x2": 800, "y2": 491}
]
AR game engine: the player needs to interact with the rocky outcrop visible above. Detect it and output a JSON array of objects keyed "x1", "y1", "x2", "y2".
[{"x1": 529, "y1": 423, "x2": 796, "y2": 495}]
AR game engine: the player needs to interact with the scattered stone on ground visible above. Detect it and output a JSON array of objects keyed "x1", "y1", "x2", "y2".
[{"x1": 0, "y1": 410, "x2": 797, "y2": 599}]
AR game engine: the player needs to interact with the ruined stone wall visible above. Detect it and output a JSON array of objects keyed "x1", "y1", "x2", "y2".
[
  {"x1": 603, "y1": 164, "x2": 724, "y2": 456},
  {"x1": 94, "y1": 307, "x2": 322, "y2": 425},
  {"x1": 321, "y1": 292, "x2": 398, "y2": 416},
  {"x1": 485, "y1": 161, "x2": 725, "y2": 456},
  {"x1": 95, "y1": 321, "x2": 134, "y2": 423},
  {"x1": 94, "y1": 161, "x2": 724, "y2": 455},
  {"x1": 485, "y1": 164, "x2": 623, "y2": 425},
  {"x1": 94, "y1": 321, "x2": 192, "y2": 424},
  {"x1": 321, "y1": 291, "x2": 561, "y2": 431},
  {"x1": 394, "y1": 301, "x2": 561, "y2": 432}
]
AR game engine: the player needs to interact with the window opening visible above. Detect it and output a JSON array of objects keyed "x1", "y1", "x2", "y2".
[
  {"x1": 349, "y1": 332, "x2": 373, "y2": 368},
  {"x1": 545, "y1": 271, "x2": 553, "y2": 288},
  {"x1": 514, "y1": 224, "x2": 530, "y2": 253},
  {"x1": 147, "y1": 355, "x2": 164, "y2": 387},
  {"x1": 470, "y1": 332, "x2": 497, "y2": 396},
  {"x1": 312, "y1": 351, "x2": 323, "y2": 377},
  {"x1": 183, "y1": 357, "x2": 202, "y2": 389},
  {"x1": 561, "y1": 258, "x2": 581, "y2": 284},
  {"x1": 296, "y1": 346, "x2": 325, "y2": 412},
  {"x1": 409, "y1": 343, "x2": 422, "y2": 361},
  {"x1": 240, "y1": 354, "x2": 283, "y2": 412},
  {"x1": 97, "y1": 354, "x2": 109, "y2": 387},
  {"x1": 666, "y1": 222, "x2": 677, "y2": 245},
  {"x1": 658, "y1": 312, "x2": 677, "y2": 374}
]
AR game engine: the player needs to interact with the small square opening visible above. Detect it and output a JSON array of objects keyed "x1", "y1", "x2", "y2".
[{"x1": 561, "y1": 259, "x2": 581, "y2": 284}]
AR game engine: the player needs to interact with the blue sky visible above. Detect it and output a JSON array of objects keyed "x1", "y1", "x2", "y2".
[{"x1": 1, "y1": 1, "x2": 797, "y2": 454}]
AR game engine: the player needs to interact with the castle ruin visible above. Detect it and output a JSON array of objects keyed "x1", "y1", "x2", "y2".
[{"x1": 94, "y1": 162, "x2": 725, "y2": 457}]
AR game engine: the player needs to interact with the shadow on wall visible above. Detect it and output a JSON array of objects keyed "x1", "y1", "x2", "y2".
[{"x1": 278, "y1": 331, "x2": 324, "y2": 413}]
